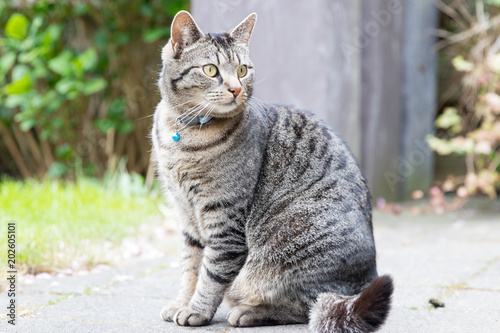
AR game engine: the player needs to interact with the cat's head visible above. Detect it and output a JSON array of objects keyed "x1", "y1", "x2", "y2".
[{"x1": 159, "y1": 11, "x2": 257, "y2": 118}]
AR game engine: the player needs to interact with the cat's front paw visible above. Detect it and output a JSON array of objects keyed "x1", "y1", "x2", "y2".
[
  {"x1": 160, "y1": 302, "x2": 183, "y2": 322},
  {"x1": 227, "y1": 305, "x2": 257, "y2": 327},
  {"x1": 174, "y1": 306, "x2": 211, "y2": 326}
]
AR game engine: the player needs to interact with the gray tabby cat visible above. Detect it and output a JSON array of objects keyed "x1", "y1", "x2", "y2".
[{"x1": 152, "y1": 10, "x2": 393, "y2": 333}]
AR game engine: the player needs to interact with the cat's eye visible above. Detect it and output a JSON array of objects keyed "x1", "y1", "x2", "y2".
[
  {"x1": 237, "y1": 65, "x2": 247, "y2": 78},
  {"x1": 203, "y1": 64, "x2": 218, "y2": 77}
]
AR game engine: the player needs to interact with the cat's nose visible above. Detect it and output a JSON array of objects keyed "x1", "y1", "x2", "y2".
[{"x1": 229, "y1": 87, "x2": 241, "y2": 97}]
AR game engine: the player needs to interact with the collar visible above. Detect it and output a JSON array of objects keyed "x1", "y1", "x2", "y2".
[
  {"x1": 178, "y1": 115, "x2": 213, "y2": 126},
  {"x1": 172, "y1": 115, "x2": 213, "y2": 142}
]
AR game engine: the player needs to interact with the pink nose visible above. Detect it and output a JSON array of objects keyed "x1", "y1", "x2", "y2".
[{"x1": 229, "y1": 87, "x2": 241, "y2": 96}]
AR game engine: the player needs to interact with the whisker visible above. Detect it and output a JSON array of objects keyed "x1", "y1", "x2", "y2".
[
  {"x1": 164, "y1": 101, "x2": 206, "y2": 126},
  {"x1": 189, "y1": 103, "x2": 216, "y2": 141},
  {"x1": 199, "y1": 103, "x2": 215, "y2": 131},
  {"x1": 135, "y1": 113, "x2": 155, "y2": 121},
  {"x1": 254, "y1": 76, "x2": 268, "y2": 85},
  {"x1": 180, "y1": 101, "x2": 211, "y2": 127},
  {"x1": 136, "y1": 99, "x2": 196, "y2": 122},
  {"x1": 177, "y1": 102, "x2": 210, "y2": 132},
  {"x1": 165, "y1": 99, "x2": 196, "y2": 112},
  {"x1": 183, "y1": 101, "x2": 210, "y2": 123}
]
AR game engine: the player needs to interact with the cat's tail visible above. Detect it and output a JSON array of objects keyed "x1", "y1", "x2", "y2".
[{"x1": 309, "y1": 275, "x2": 394, "y2": 333}]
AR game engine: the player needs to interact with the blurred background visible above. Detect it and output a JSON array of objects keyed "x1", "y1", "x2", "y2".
[{"x1": 0, "y1": 0, "x2": 499, "y2": 275}]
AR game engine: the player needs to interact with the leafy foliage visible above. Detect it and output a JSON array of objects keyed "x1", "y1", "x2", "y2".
[
  {"x1": 1, "y1": 12, "x2": 106, "y2": 141},
  {"x1": 0, "y1": 0, "x2": 189, "y2": 179},
  {"x1": 429, "y1": 0, "x2": 500, "y2": 198}
]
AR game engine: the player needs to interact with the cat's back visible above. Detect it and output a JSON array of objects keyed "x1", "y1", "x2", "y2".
[
  {"x1": 249, "y1": 101, "x2": 371, "y2": 214},
  {"x1": 232, "y1": 102, "x2": 377, "y2": 300},
  {"x1": 248, "y1": 101, "x2": 373, "y2": 248}
]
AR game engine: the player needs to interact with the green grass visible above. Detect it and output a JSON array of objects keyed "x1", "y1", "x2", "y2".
[{"x1": 0, "y1": 177, "x2": 163, "y2": 274}]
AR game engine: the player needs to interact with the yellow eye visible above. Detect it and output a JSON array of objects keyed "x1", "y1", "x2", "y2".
[
  {"x1": 203, "y1": 64, "x2": 218, "y2": 77},
  {"x1": 237, "y1": 65, "x2": 247, "y2": 78}
]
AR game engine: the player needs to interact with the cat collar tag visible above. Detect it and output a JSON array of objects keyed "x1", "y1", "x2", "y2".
[{"x1": 172, "y1": 131, "x2": 180, "y2": 141}]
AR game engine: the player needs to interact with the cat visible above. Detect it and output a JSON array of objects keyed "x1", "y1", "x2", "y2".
[{"x1": 152, "y1": 10, "x2": 393, "y2": 333}]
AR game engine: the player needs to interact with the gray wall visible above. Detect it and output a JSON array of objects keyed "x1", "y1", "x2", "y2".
[{"x1": 191, "y1": 0, "x2": 438, "y2": 201}]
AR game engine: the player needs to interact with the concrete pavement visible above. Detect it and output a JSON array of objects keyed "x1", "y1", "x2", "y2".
[{"x1": 2, "y1": 201, "x2": 500, "y2": 332}]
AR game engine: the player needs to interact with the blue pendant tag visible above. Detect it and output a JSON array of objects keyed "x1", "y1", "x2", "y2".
[{"x1": 172, "y1": 131, "x2": 180, "y2": 141}]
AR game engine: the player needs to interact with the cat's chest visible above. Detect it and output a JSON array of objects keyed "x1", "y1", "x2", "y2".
[
  {"x1": 165, "y1": 156, "x2": 244, "y2": 238},
  {"x1": 165, "y1": 154, "x2": 212, "y2": 195}
]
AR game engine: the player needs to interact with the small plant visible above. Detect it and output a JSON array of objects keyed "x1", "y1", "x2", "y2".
[{"x1": 429, "y1": 0, "x2": 500, "y2": 198}]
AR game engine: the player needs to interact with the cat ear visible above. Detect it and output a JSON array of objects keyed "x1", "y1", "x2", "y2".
[
  {"x1": 229, "y1": 13, "x2": 257, "y2": 45},
  {"x1": 170, "y1": 11, "x2": 204, "y2": 56}
]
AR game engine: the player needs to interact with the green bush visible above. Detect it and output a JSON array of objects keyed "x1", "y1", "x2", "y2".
[{"x1": 0, "y1": 0, "x2": 188, "y2": 179}]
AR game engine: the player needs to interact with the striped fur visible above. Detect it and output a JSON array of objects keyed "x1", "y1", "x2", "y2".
[{"x1": 153, "y1": 11, "x2": 393, "y2": 332}]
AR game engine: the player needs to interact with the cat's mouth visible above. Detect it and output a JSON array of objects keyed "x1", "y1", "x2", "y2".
[
  {"x1": 207, "y1": 100, "x2": 242, "y2": 118},
  {"x1": 214, "y1": 97, "x2": 239, "y2": 107}
]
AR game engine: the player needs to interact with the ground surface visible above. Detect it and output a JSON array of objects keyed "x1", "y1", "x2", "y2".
[{"x1": 2, "y1": 202, "x2": 500, "y2": 332}]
